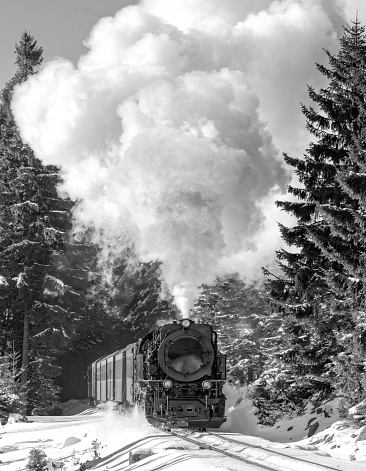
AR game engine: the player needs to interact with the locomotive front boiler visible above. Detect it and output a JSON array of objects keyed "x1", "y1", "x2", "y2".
[
  {"x1": 138, "y1": 319, "x2": 226, "y2": 429},
  {"x1": 159, "y1": 320, "x2": 214, "y2": 380}
]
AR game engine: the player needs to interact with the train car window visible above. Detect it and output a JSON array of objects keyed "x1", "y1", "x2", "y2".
[
  {"x1": 115, "y1": 358, "x2": 122, "y2": 379},
  {"x1": 126, "y1": 358, "x2": 133, "y2": 378}
]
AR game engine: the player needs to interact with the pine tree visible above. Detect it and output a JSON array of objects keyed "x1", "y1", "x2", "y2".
[
  {"x1": 0, "y1": 33, "x2": 106, "y2": 412},
  {"x1": 26, "y1": 448, "x2": 48, "y2": 471},
  {"x1": 193, "y1": 275, "x2": 280, "y2": 385},
  {"x1": 319, "y1": 21, "x2": 366, "y2": 405},
  {"x1": 121, "y1": 261, "x2": 175, "y2": 337},
  {"x1": 0, "y1": 32, "x2": 49, "y2": 411},
  {"x1": 264, "y1": 20, "x2": 366, "y2": 409},
  {"x1": 56, "y1": 259, "x2": 175, "y2": 400},
  {"x1": 0, "y1": 350, "x2": 24, "y2": 414}
]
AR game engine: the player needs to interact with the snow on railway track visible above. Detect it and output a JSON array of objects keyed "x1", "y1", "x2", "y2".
[
  {"x1": 2, "y1": 412, "x2": 366, "y2": 471},
  {"x1": 167, "y1": 428, "x2": 366, "y2": 471}
]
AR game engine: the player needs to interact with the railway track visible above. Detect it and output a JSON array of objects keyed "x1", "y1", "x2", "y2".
[
  {"x1": 163, "y1": 427, "x2": 365, "y2": 471},
  {"x1": 6, "y1": 413, "x2": 364, "y2": 471},
  {"x1": 165, "y1": 428, "x2": 279, "y2": 471},
  {"x1": 205, "y1": 431, "x2": 345, "y2": 471}
]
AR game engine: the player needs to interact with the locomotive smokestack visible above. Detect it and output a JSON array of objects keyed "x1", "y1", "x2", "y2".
[{"x1": 12, "y1": 0, "x2": 342, "y2": 317}]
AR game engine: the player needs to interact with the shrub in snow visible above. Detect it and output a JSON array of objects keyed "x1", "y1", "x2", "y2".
[
  {"x1": 26, "y1": 448, "x2": 48, "y2": 471},
  {"x1": 331, "y1": 319, "x2": 366, "y2": 408},
  {"x1": 249, "y1": 367, "x2": 314, "y2": 426},
  {"x1": 337, "y1": 398, "x2": 352, "y2": 419},
  {"x1": 0, "y1": 351, "x2": 25, "y2": 416},
  {"x1": 26, "y1": 358, "x2": 62, "y2": 415},
  {"x1": 348, "y1": 399, "x2": 366, "y2": 426},
  {"x1": 0, "y1": 391, "x2": 23, "y2": 412},
  {"x1": 8, "y1": 412, "x2": 29, "y2": 423},
  {"x1": 91, "y1": 439, "x2": 102, "y2": 458}
]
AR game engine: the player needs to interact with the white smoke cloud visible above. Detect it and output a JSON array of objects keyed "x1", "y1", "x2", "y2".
[{"x1": 12, "y1": 0, "x2": 352, "y2": 316}]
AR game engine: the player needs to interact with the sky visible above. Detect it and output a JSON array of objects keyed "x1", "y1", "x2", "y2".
[
  {"x1": 1, "y1": 0, "x2": 364, "y2": 91},
  {"x1": 0, "y1": 0, "x2": 138, "y2": 90},
  {"x1": 2, "y1": 0, "x2": 366, "y2": 317}
]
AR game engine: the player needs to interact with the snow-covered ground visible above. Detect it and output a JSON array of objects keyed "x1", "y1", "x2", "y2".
[
  {"x1": 223, "y1": 385, "x2": 366, "y2": 462},
  {"x1": 1, "y1": 393, "x2": 366, "y2": 471}
]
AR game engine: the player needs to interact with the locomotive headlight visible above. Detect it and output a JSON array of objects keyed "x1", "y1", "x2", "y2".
[
  {"x1": 202, "y1": 380, "x2": 212, "y2": 390},
  {"x1": 163, "y1": 379, "x2": 173, "y2": 389},
  {"x1": 181, "y1": 319, "x2": 191, "y2": 329}
]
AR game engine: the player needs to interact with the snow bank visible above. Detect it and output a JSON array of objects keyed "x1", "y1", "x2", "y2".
[{"x1": 222, "y1": 384, "x2": 366, "y2": 462}]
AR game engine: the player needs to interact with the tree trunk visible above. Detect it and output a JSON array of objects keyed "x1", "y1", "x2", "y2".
[
  {"x1": 247, "y1": 366, "x2": 254, "y2": 383},
  {"x1": 21, "y1": 304, "x2": 29, "y2": 413}
]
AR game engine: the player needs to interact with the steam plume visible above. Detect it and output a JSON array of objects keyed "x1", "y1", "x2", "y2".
[{"x1": 13, "y1": 0, "x2": 346, "y2": 317}]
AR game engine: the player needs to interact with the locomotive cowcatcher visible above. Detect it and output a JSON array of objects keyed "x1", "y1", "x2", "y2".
[{"x1": 87, "y1": 319, "x2": 227, "y2": 429}]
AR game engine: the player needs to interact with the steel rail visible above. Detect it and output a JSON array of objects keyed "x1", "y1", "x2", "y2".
[
  {"x1": 203, "y1": 430, "x2": 345, "y2": 471},
  {"x1": 166, "y1": 428, "x2": 280, "y2": 471}
]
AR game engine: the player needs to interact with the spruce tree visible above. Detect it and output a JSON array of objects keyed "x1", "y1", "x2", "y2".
[
  {"x1": 193, "y1": 275, "x2": 280, "y2": 386},
  {"x1": 320, "y1": 21, "x2": 366, "y2": 405},
  {"x1": 0, "y1": 350, "x2": 24, "y2": 414},
  {"x1": 55, "y1": 259, "x2": 175, "y2": 400},
  {"x1": 0, "y1": 32, "x2": 50, "y2": 411},
  {"x1": 264, "y1": 20, "x2": 366, "y2": 408},
  {"x1": 0, "y1": 33, "x2": 105, "y2": 412},
  {"x1": 26, "y1": 448, "x2": 48, "y2": 471}
]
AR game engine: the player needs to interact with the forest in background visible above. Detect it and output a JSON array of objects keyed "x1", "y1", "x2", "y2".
[{"x1": 1, "y1": 19, "x2": 366, "y2": 425}]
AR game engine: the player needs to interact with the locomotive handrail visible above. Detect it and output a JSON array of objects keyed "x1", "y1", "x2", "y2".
[{"x1": 138, "y1": 379, "x2": 226, "y2": 383}]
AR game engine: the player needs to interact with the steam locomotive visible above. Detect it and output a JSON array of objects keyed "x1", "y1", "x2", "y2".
[{"x1": 87, "y1": 319, "x2": 227, "y2": 429}]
